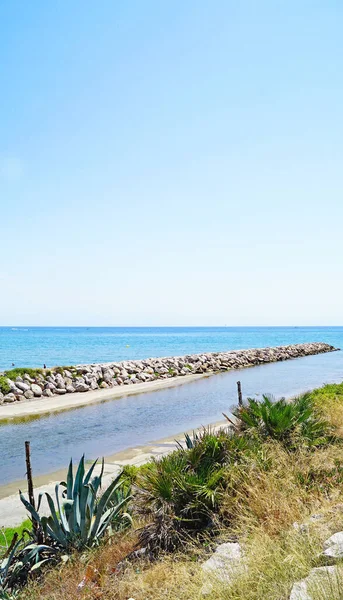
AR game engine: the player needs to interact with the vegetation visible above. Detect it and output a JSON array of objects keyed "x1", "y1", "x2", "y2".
[
  {"x1": 0, "y1": 378, "x2": 11, "y2": 396},
  {"x1": 231, "y1": 393, "x2": 335, "y2": 449},
  {"x1": 20, "y1": 456, "x2": 132, "y2": 551},
  {"x1": 4, "y1": 369, "x2": 42, "y2": 382},
  {"x1": 0, "y1": 523, "x2": 31, "y2": 556},
  {"x1": 6, "y1": 383, "x2": 343, "y2": 599}
]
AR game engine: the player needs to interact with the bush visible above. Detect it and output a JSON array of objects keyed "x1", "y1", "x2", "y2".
[
  {"x1": 0, "y1": 377, "x2": 11, "y2": 395},
  {"x1": 138, "y1": 429, "x2": 236, "y2": 553},
  {"x1": 4, "y1": 368, "x2": 42, "y2": 381},
  {"x1": 232, "y1": 393, "x2": 334, "y2": 449}
]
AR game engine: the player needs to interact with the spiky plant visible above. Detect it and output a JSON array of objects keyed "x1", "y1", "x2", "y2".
[
  {"x1": 0, "y1": 536, "x2": 57, "y2": 598},
  {"x1": 20, "y1": 456, "x2": 132, "y2": 551},
  {"x1": 232, "y1": 393, "x2": 334, "y2": 449}
]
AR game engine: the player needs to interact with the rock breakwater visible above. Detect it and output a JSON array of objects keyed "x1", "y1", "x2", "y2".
[{"x1": 0, "y1": 342, "x2": 337, "y2": 405}]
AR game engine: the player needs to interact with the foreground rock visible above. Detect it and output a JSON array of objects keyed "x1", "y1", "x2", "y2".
[
  {"x1": 290, "y1": 566, "x2": 339, "y2": 600},
  {"x1": 0, "y1": 342, "x2": 337, "y2": 405},
  {"x1": 202, "y1": 542, "x2": 245, "y2": 594}
]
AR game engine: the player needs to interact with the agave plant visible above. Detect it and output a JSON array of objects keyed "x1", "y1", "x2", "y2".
[
  {"x1": 1, "y1": 536, "x2": 57, "y2": 598},
  {"x1": 20, "y1": 456, "x2": 132, "y2": 550}
]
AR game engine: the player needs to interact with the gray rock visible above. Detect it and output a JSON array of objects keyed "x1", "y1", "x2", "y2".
[
  {"x1": 201, "y1": 543, "x2": 245, "y2": 594},
  {"x1": 103, "y1": 371, "x2": 114, "y2": 383},
  {"x1": 24, "y1": 390, "x2": 34, "y2": 399},
  {"x1": 75, "y1": 383, "x2": 90, "y2": 393},
  {"x1": 45, "y1": 382, "x2": 56, "y2": 391},
  {"x1": 16, "y1": 395, "x2": 25, "y2": 402},
  {"x1": 0, "y1": 392, "x2": 3, "y2": 405},
  {"x1": 54, "y1": 388, "x2": 67, "y2": 395},
  {"x1": 66, "y1": 385, "x2": 75, "y2": 393},
  {"x1": 99, "y1": 381, "x2": 109, "y2": 389},
  {"x1": 89, "y1": 380, "x2": 98, "y2": 390},
  {"x1": 290, "y1": 566, "x2": 339, "y2": 600},
  {"x1": 3, "y1": 393, "x2": 16, "y2": 403},
  {"x1": 43, "y1": 389, "x2": 53, "y2": 397},
  {"x1": 31, "y1": 384, "x2": 42, "y2": 397},
  {"x1": 23, "y1": 374, "x2": 35, "y2": 383},
  {"x1": 15, "y1": 381, "x2": 30, "y2": 392},
  {"x1": 323, "y1": 531, "x2": 343, "y2": 558}
]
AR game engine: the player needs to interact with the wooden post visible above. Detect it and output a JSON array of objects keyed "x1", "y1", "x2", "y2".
[
  {"x1": 237, "y1": 381, "x2": 243, "y2": 406},
  {"x1": 25, "y1": 441, "x2": 38, "y2": 536}
]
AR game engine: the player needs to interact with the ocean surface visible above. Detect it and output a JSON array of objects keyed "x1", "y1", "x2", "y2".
[{"x1": 0, "y1": 326, "x2": 343, "y2": 371}]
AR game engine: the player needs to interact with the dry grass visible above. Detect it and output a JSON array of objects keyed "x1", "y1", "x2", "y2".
[
  {"x1": 20, "y1": 441, "x2": 343, "y2": 600},
  {"x1": 19, "y1": 384, "x2": 343, "y2": 600}
]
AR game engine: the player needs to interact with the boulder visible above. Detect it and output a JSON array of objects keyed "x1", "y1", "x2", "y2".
[
  {"x1": 3, "y1": 393, "x2": 16, "y2": 403},
  {"x1": 103, "y1": 371, "x2": 114, "y2": 383},
  {"x1": 290, "y1": 566, "x2": 339, "y2": 600},
  {"x1": 201, "y1": 543, "x2": 245, "y2": 594},
  {"x1": 75, "y1": 383, "x2": 90, "y2": 393},
  {"x1": 43, "y1": 389, "x2": 53, "y2": 397},
  {"x1": 54, "y1": 388, "x2": 67, "y2": 395},
  {"x1": 45, "y1": 382, "x2": 56, "y2": 391},
  {"x1": 66, "y1": 385, "x2": 75, "y2": 393},
  {"x1": 15, "y1": 381, "x2": 30, "y2": 392},
  {"x1": 0, "y1": 392, "x2": 3, "y2": 405},
  {"x1": 99, "y1": 381, "x2": 109, "y2": 389},
  {"x1": 24, "y1": 390, "x2": 34, "y2": 399},
  {"x1": 30, "y1": 384, "x2": 42, "y2": 397},
  {"x1": 323, "y1": 531, "x2": 343, "y2": 559},
  {"x1": 16, "y1": 395, "x2": 25, "y2": 402}
]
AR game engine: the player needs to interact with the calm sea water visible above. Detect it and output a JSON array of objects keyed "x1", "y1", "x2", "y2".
[{"x1": 0, "y1": 326, "x2": 342, "y2": 371}]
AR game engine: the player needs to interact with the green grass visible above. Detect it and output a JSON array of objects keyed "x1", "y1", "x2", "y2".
[
  {"x1": 4, "y1": 367, "x2": 43, "y2": 381},
  {"x1": 0, "y1": 519, "x2": 32, "y2": 554}
]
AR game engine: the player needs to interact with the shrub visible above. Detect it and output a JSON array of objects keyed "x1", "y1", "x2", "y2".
[
  {"x1": 0, "y1": 378, "x2": 11, "y2": 396},
  {"x1": 232, "y1": 393, "x2": 334, "y2": 450},
  {"x1": 138, "y1": 429, "x2": 233, "y2": 553},
  {"x1": 0, "y1": 536, "x2": 58, "y2": 597},
  {"x1": 20, "y1": 456, "x2": 132, "y2": 551},
  {"x1": 4, "y1": 368, "x2": 42, "y2": 381}
]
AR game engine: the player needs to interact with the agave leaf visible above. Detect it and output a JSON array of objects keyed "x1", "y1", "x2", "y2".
[
  {"x1": 66, "y1": 458, "x2": 73, "y2": 498},
  {"x1": 84, "y1": 458, "x2": 98, "y2": 486},
  {"x1": 90, "y1": 473, "x2": 124, "y2": 538},
  {"x1": 19, "y1": 492, "x2": 42, "y2": 525},
  {"x1": 55, "y1": 483, "x2": 69, "y2": 533}
]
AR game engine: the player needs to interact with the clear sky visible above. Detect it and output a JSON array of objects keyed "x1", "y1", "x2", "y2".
[{"x1": 1, "y1": 1, "x2": 342, "y2": 326}]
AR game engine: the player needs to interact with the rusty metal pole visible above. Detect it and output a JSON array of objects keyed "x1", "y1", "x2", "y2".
[
  {"x1": 237, "y1": 381, "x2": 243, "y2": 407},
  {"x1": 25, "y1": 441, "x2": 38, "y2": 536}
]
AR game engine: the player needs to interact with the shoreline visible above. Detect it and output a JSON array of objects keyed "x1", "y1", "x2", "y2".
[
  {"x1": 0, "y1": 419, "x2": 227, "y2": 526},
  {"x1": 0, "y1": 373, "x2": 207, "y2": 422},
  {"x1": 0, "y1": 342, "x2": 337, "y2": 421}
]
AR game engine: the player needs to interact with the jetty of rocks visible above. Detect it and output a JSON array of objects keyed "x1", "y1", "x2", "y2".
[{"x1": 0, "y1": 342, "x2": 337, "y2": 405}]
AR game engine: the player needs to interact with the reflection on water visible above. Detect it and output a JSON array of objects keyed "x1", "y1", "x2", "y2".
[{"x1": 0, "y1": 351, "x2": 342, "y2": 485}]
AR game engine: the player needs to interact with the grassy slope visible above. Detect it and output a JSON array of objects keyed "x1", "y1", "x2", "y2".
[{"x1": 19, "y1": 383, "x2": 343, "y2": 600}]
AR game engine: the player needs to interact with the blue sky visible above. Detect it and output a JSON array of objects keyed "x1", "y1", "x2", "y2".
[{"x1": 1, "y1": 1, "x2": 342, "y2": 326}]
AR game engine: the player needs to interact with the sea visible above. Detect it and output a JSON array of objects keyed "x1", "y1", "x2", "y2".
[{"x1": 1, "y1": 326, "x2": 343, "y2": 372}]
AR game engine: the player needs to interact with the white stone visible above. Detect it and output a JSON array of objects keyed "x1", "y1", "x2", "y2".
[
  {"x1": 15, "y1": 381, "x2": 30, "y2": 392},
  {"x1": 31, "y1": 384, "x2": 42, "y2": 397},
  {"x1": 201, "y1": 543, "x2": 244, "y2": 594},
  {"x1": 323, "y1": 531, "x2": 343, "y2": 558},
  {"x1": 290, "y1": 566, "x2": 339, "y2": 600}
]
